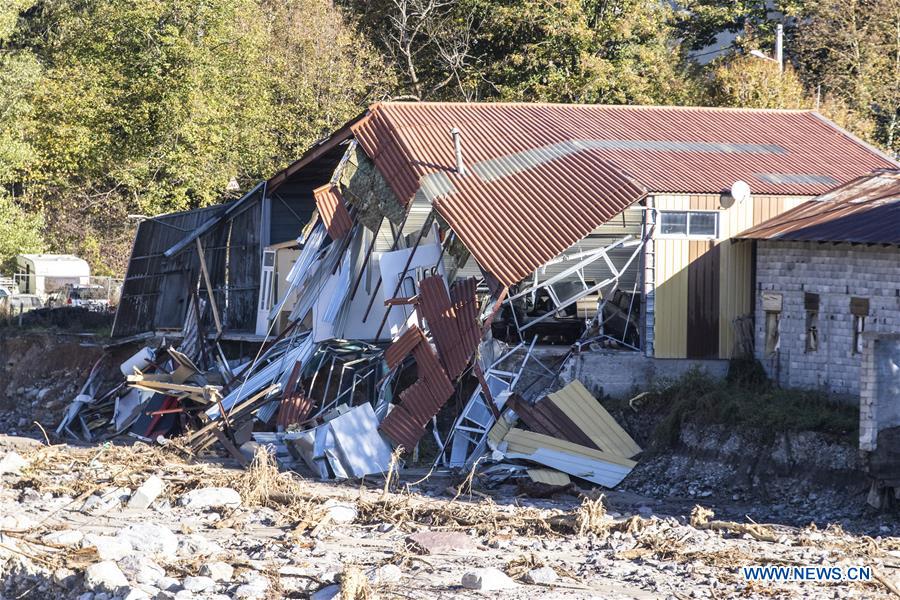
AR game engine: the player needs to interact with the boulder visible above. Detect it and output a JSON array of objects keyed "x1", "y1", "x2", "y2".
[
  {"x1": 84, "y1": 561, "x2": 129, "y2": 592},
  {"x1": 179, "y1": 487, "x2": 241, "y2": 510},
  {"x1": 460, "y1": 567, "x2": 517, "y2": 591},
  {"x1": 116, "y1": 523, "x2": 178, "y2": 556}
]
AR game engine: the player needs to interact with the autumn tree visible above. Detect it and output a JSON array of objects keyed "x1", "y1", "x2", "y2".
[{"x1": 795, "y1": 0, "x2": 900, "y2": 153}]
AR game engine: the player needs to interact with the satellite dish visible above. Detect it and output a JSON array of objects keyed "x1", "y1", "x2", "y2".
[{"x1": 731, "y1": 180, "x2": 752, "y2": 204}]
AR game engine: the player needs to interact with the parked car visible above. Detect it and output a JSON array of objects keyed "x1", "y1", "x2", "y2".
[
  {"x1": 5, "y1": 293, "x2": 43, "y2": 315},
  {"x1": 46, "y1": 285, "x2": 110, "y2": 311}
]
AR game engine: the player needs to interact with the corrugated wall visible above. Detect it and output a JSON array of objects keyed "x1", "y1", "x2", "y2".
[{"x1": 652, "y1": 193, "x2": 810, "y2": 359}]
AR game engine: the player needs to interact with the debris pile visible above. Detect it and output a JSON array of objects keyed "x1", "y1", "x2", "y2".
[{"x1": 55, "y1": 126, "x2": 651, "y2": 491}]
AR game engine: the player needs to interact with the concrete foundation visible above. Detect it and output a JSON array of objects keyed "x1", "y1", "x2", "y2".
[{"x1": 558, "y1": 349, "x2": 729, "y2": 399}]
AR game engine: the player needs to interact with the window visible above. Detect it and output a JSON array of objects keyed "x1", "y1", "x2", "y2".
[
  {"x1": 850, "y1": 297, "x2": 869, "y2": 354},
  {"x1": 761, "y1": 292, "x2": 782, "y2": 357},
  {"x1": 853, "y1": 315, "x2": 865, "y2": 354},
  {"x1": 659, "y1": 211, "x2": 719, "y2": 238},
  {"x1": 805, "y1": 293, "x2": 819, "y2": 353}
]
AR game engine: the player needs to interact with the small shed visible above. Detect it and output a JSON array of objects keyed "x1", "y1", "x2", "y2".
[{"x1": 16, "y1": 254, "x2": 91, "y2": 297}]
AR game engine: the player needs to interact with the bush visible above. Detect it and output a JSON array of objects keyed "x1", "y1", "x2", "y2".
[{"x1": 647, "y1": 363, "x2": 858, "y2": 449}]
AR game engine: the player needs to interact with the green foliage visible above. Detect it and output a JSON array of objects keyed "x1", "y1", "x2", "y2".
[
  {"x1": 0, "y1": 0, "x2": 390, "y2": 275},
  {"x1": 0, "y1": 193, "x2": 44, "y2": 271},
  {"x1": 476, "y1": 0, "x2": 696, "y2": 104},
  {"x1": 705, "y1": 55, "x2": 809, "y2": 109},
  {"x1": 795, "y1": 0, "x2": 900, "y2": 154},
  {"x1": 648, "y1": 367, "x2": 858, "y2": 450}
]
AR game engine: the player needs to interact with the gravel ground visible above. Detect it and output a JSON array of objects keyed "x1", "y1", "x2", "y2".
[{"x1": 1, "y1": 435, "x2": 899, "y2": 600}]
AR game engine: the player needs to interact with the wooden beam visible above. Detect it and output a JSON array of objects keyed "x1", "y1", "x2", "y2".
[{"x1": 196, "y1": 237, "x2": 223, "y2": 336}]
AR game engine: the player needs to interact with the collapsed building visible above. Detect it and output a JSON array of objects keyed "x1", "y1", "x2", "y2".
[{"x1": 62, "y1": 102, "x2": 896, "y2": 488}]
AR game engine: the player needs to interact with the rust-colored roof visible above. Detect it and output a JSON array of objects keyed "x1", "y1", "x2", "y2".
[
  {"x1": 738, "y1": 170, "x2": 900, "y2": 245},
  {"x1": 273, "y1": 102, "x2": 896, "y2": 286},
  {"x1": 313, "y1": 184, "x2": 353, "y2": 239},
  {"x1": 384, "y1": 325, "x2": 427, "y2": 369},
  {"x1": 379, "y1": 325, "x2": 455, "y2": 450},
  {"x1": 417, "y1": 276, "x2": 480, "y2": 380},
  {"x1": 347, "y1": 102, "x2": 896, "y2": 285}
]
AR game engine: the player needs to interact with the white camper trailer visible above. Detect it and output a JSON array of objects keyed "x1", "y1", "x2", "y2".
[{"x1": 15, "y1": 254, "x2": 91, "y2": 299}]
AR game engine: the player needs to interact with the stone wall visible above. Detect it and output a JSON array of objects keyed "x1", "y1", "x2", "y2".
[{"x1": 755, "y1": 241, "x2": 900, "y2": 399}]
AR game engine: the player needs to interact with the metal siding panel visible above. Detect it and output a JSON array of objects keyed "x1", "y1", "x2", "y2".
[
  {"x1": 654, "y1": 238, "x2": 688, "y2": 358},
  {"x1": 687, "y1": 240, "x2": 720, "y2": 359},
  {"x1": 546, "y1": 381, "x2": 642, "y2": 458}
]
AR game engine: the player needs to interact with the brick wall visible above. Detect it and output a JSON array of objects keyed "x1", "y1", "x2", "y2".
[{"x1": 755, "y1": 241, "x2": 900, "y2": 399}]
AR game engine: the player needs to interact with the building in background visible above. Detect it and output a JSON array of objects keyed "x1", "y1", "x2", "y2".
[
  {"x1": 739, "y1": 169, "x2": 900, "y2": 397},
  {"x1": 113, "y1": 103, "x2": 897, "y2": 369},
  {"x1": 15, "y1": 254, "x2": 91, "y2": 298}
]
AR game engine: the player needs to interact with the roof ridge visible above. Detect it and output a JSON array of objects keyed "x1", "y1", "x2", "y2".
[{"x1": 377, "y1": 100, "x2": 814, "y2": 114}]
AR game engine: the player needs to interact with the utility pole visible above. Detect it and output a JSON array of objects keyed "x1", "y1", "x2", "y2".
[{"x1": 775, "y1": 23, "x2": 784, "y2": 73}]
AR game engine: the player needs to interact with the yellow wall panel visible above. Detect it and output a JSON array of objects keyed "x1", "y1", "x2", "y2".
[{"x1": 650, "y1": 193, "x2": 811, "y2": 359}]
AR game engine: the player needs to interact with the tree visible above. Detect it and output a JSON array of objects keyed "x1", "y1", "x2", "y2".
[
  {"x1": 478, "y1": 0, "x2": 696, "y2": 104},
  {"x1": 348, "y1": 0, "x2": 697, "y2": 103},
  {"x1": 2, "y1": 0, "x2": 390, "y2": 275},
  {"x1": 795, "y1": 0, "x2": 900, "y2": 153},
  {"x1": 705, "y1": 55, "x2": 808, "y2": 109},
  {"x1": 0, "y1": 193, "x2": 44, "y2": 272}
]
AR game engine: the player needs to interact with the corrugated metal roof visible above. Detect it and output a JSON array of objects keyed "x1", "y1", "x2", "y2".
[
  {"x1": 508, "y1": 393, "x2": 598, "y2": 449},
  {"x1": 502, "y1": 428, "x2": 636, "y2": 488},
  {"x1": 379, "y1": 325, "x2": 455, "y2": 450},
  {"x1": 526, "y1": 468, "x2": 571, "y2": 486},
  {"x1": 418, "y1": 276, "x2": 480, "y2": 379},
  {"x1": 384, "y1": 325, "x2": 427, "y2": 369},
  {"x1": 738, "y1": 170, "x2": 900, "y2": 245},
  {"x1": 313, "y1": 184, "x2": 353, "y2": 239},
  {"x1": 545, "y1": 380, "x2": 642, "y2": 458},
  {"x1": 344, "y1": 102, "x2": 896, "y2": 286}
]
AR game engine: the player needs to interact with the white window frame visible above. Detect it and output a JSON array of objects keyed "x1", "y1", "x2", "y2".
[{"x1": 656, "y1": 210, "x2": 720, "y2": 239}]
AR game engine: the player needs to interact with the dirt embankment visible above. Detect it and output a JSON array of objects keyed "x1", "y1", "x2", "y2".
[{"x1": 0, "y1": 332, "x2": 106, "y2": 436}]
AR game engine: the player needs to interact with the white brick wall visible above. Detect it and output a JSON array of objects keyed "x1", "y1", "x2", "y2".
[{"x1": 755, "y1": 241, "x2": 900, "y2": 399}]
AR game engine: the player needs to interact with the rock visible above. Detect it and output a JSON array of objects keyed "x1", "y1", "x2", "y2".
[
  {"x1": 406, "y1": 531, "x2": 477, "y2": 554},
  {"x1": 0, "y1": 451, "x2": 28, "y2": 475},
  {"x1": 128, "y1": 476, "x2": 165, "y2": 510},
  {"x1": 200, "y1": 561, "x2": 234, "y2": 582},
  {"x1": 123, "y1": 588, "x2": 151, "y2": 600},
  {"x1": 0, "y1": 513, "x2": 36, "y2": 531},
  {"x1": 156, "y1": 576, "x2": 180, "y2": 591},
  {"x1": 118, "y1": 554, "x2": 166, "y2": 586},
  {"x1": 182, "y1": 576, "x2": 215, "y2": 592},
  {"x1": 233, "y1": 575, "x2": 269, "y2": 599},
  {"x1": 179, "y1": 487, "x2": 241, "y2": 510},
  {"x1": 85, "y1": 561, "x2": 129, "y2": 592},
  {"x1": 41, "y1": 529, "x2": 84, "y2": 547},
  {"x1": 523, "y1": 566, "x2": 558, "y2": 585},
  {"x1": 117, "y1": 523, "x2": 178, "y2": 556},
  {"x1": 323, "y1": 499, "x2": 357, "y2": 524},
  {"x1": 178, "y1": 533, "x2": 222, "y2": 557},
  {"x1": 461, "y1": 567, "x2": 517, "y2": 591},
  {"x1": 82, "y1": 534, "x2": 133, "y2": 561},
  {"x1": 371, "y1": 564, "x2": 402, "y2": 583},
  {"x1": 53, "y1": 566, "x2": 78, "y2": 589},
  {"x1": 310, "y1": 584, "x2": 340, "y2": 600}
]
